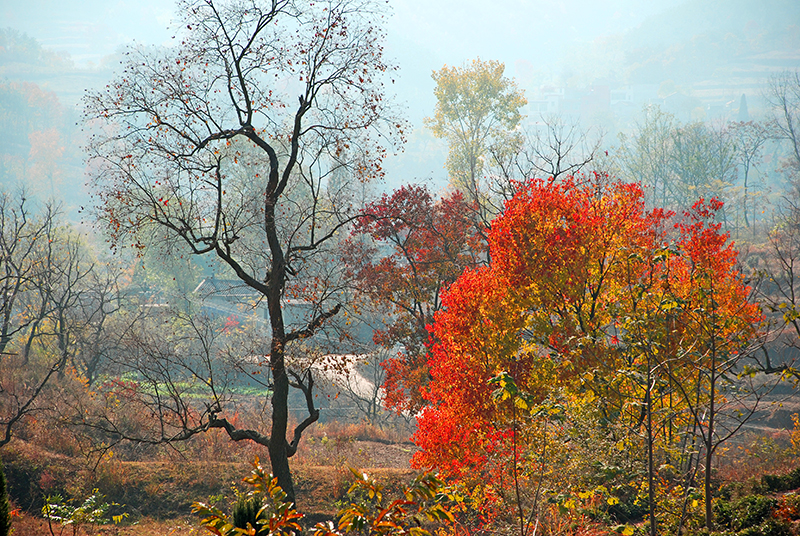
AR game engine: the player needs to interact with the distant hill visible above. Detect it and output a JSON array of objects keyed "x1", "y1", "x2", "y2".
[
  {"x1": 0, "y1": 28, "x2": 116, "y2": 107},
  {"x1": 620, "y1": 0, "x2": 800, "y2": 89}
]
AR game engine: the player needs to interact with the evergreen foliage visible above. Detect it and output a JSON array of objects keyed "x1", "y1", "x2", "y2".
[
  {"x1": 232, "y1": 494, "x2": 263, "y2": 532},
  {"x1": 0, "y1": 463, "x2": 10, "y2": 536}
]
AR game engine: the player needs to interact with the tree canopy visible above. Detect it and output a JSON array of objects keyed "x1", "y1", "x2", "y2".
[
  {"x1": 410, "y1": 175, "x2": 762, "y2": 531},
  {"x1": 425, "y1": 58, "x2": 526, "y2": 199},
  {"x1": 84, "y1": 0, "x2": 404, "y2": 501}
]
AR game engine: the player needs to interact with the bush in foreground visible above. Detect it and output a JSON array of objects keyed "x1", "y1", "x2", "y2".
[{"x1": 193, "y1": 458, "x2": 454, "y2": 536}]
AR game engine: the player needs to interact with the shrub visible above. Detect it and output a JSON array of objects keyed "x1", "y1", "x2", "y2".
[
  {"x1": 192, "y1": 457, "x2": 303, "y2": 536},
  {"x1": 194, "y1": 459, "x2": 456, "y2": 536},
  {"x1": 775, "y1": 492, "x2": 800, "y2": 522},
  {"x1": 738, "y1": 517, "x2": 791, "y2": 536},
  {"x1": 762, "y1": 467, "x2": 800, "y2": 493},
  {"x1": 0, "y1": 463, "x2": 10, "y2": 536},
  {"x1": 729, "y1": 495, "x2": 775, "y2": 531},
  {"x1": 312, "y1": 469, "x2": 455, "y2": 536},
  {"x1": 42, "y1": 489, "x2": 127, "y2": 535},
  {"x1": 232, "y1": 494, "x2": 264, "y2": 532},
  {"x1": 713, "y1": 493, "x2": 794, "y2": 535}
]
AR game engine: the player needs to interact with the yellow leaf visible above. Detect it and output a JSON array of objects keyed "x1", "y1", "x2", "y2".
[{"x1": 607, "y1": 497, "x2": 620, "y2": 505}]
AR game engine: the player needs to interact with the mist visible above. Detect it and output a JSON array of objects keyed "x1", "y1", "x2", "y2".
[{"x1": 1, "y1": 0, "x2": 799, "y2": 207}]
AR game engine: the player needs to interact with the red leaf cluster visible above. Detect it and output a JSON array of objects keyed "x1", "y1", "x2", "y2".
[
  {"x1": 411, "y1": 175, "x2": 761, "y2": 484},
  {"x1": 344, "y1": 185, "x2": 485, "y2": 412}
]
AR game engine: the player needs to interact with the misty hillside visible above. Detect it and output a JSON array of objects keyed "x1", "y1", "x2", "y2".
[{"x1": 622, "y1": 0, "x2": 800, "y2": 83}]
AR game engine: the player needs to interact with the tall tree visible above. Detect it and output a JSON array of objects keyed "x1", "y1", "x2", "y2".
[
  {"x1": 766, "y1": 69, "x2": 800, "y2": 182},
  {"x1": 411, "y1": 176, "x2": 762, "y2": 531},
  {"x1": 85, "y1": 0, "x2": 404, "y2": 501},
  {"x1": 728, "y1": 120, "x2": 770, "y2": 230},
  {"x1": 669, "y1": 122, "x2": 737, "y2": 213},
  {"x1": 425, "y1": 59, "x2": 526, "y2": 219},
  {"x1": 617, "y1": 107, "x2": 738, "y2": 222},
  {"x1": 617, "y1": 105, "x2": 677, "y2": 208}
]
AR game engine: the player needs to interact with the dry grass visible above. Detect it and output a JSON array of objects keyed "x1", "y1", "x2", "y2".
[
  {"x1": 302, "y1": 419, "x2": 413, "y2": 444},
  {"x1": 716, "y1": 428, "x2": 800, "y2": 487},
  {"x1": 11, "y1": 509, "x2": 203, "y2": 536},
  {"x1": 3, "y1": 419, "x2": 418, "y2": 536},
  {"x1": 7, "y1": 463, "x2": 418, "y2": 535}
]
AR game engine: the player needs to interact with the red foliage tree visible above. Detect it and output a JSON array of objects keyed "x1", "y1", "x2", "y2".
[
  {"x1": 412, "y1": 176, "x2": 664, "y2": 473},
  {"x1": 344, "y1": 185, "x2": 484, "y2": 412},
  {"x1": 411, "y1": 175, "x2": 761, "y2": 530}
]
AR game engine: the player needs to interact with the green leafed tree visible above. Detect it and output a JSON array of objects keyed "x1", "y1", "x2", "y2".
[
  {"x1": 617, "y1": 107, "x2": 737, "y2": 219},
  {"x1": 425, "y1": 59, "x2": 526, "y2": 213},
  {"x1": 617, "y1": 105, "x2": 678, "y2": 208}
]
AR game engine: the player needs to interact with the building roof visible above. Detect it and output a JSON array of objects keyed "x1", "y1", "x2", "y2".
[
  {"x1": 193, "y1": 278, "x2": 312, "y2": 308},
  {"x1": 193, "y1": 278, "x2": 262, "y2": 301}
]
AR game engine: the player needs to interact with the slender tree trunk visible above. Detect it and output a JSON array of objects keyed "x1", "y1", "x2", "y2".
[
  {"x1": 704, "y1": 410, "x2": 715, "y2": 528},
  {"x1": 743, "y1": 168, "x2": 750, "y2": 229},
  {"x1": 704, "y1": 344, "x2": 717, "y2": 531},
  {"x1": 647, "y1": 353, "x2": 657, "y2": 536}
]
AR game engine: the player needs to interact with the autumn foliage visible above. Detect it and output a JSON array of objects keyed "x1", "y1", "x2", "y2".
[
  {"x1": 344, "y1": 185, "x2": 484, "y2": 412},
  {"x1": 407, "y1": 174, "x2": 761, "y2": 530}
]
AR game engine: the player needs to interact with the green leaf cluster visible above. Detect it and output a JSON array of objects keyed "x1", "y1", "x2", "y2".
[
  {"x1": 42, "y1": 489, "x2": 126, "y2": 532},
  {"x1": 313, "y1": 469, "x2": 454, "y2": 536},
  {"x1": 192, "y1": 457, "x2": 303, "y2": 536}
]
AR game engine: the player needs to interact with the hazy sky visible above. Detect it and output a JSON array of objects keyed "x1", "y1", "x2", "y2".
[
  {"x1": 1, "y1": 0, "x2": 684, "y2": 125},
  {"x1": 1, "y1": 0, "x2": 174, "y2": 64},
  {"x1": 2, "y1": 0, "x2": 680, "y2": 67}
]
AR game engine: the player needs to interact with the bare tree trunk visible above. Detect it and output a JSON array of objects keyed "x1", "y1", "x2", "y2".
[{"x1": 269, "y1": 370, "x2": 294, "y2": 501}]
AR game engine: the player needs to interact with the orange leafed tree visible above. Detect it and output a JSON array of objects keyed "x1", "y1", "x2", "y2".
[
  {"x1": 413, "y1": 176, "x2": 663, "y2": 472},
  {"x1": 411, "y1": 175, "x2": 761, "y2": 530}
]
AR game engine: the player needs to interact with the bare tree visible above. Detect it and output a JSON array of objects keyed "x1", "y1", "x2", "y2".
[
  {"x1": 69, "y1": 308, "x2": 267, "y2": 454},
  {"x1": 748, "y1": 71, "x2": 800, "y2": 382},
  {"x1": 477, "y1": 115, "x2": 601, "y2": 224},
  {"x1": 84, "y1": 0, "x2": 404, "y2": 500},
  {"x1": 728, "y1": 120, "x2": 771, "y2": 231},
  {"x1": 766, "y1": 70, "x2": 800, "y2": 182},
  {"x1": 509, "y1": 115, "x2": 601, "y2": 181},
  {"x1": 68, "y1": 263, "x2": 136, "y2": 386},
  {"x1": 0, "y1": 193, "x2": 94, "y2": 447}
]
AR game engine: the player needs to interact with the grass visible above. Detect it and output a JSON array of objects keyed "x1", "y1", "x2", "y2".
[
  {"x1": 2, "y1": 418, "x2": 417, "y2": 535},
  {"x1": 10, "y1": 509, "x2": 203, "y2": 536},
  {"x1": 6, "y1": 425, "x2": 800, "y2": 536}
]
